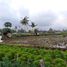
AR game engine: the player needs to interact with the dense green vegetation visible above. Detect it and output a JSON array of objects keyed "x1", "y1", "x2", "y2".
[{"x1": 0, "y1": 44, "x2": 67, "y2": 67}]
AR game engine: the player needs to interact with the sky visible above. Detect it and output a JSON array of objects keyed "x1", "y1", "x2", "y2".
[{"x1": 0, "y1": 0, "x2": 67, "y2": 30}]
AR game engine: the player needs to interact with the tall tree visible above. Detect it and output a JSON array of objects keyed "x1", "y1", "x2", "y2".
[
  {"x1": 31, "y1": 22, "x2": 36, "y2": 28},
  {"x1": 20, "y1": 16, "x2": 29, "y2": 31},
  {"x1": 31, "y1": 22, "x2": 38, "y2": 35},
  {"x1": 3, "y1": 22, "x2": 12, "y2": 38}
]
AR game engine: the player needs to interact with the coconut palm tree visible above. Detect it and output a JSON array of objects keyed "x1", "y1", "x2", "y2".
[
  {"x1": 31, "y1": 22, "x2": 38, "y2": 35},
  {"x1": 31, "y1": 22, "x2": 36, "y2": 28},
  {"x1": 20, "y1": 16, "x2": 29, "y2": 32}
]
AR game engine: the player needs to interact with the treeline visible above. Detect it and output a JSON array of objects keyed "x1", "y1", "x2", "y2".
[{"x1": 0, "y1": 16, "x2": 39, "y2": 37}]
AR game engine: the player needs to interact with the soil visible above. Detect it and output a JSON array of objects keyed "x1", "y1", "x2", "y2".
[{"x1": 2, "y1": 35, "x2": 67, "y2": 47}]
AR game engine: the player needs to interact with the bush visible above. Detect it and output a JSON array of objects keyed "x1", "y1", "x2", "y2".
[{"x1": 54, "y1": 58, "x2": 66, "y2": 67}]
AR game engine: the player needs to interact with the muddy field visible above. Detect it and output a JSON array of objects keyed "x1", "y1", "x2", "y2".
[{"x1": 2, "y1": 35, "x2": 67, "y2": 48}]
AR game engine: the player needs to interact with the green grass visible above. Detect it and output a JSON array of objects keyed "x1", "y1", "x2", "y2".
[{"x1": 0, "y1": 44, "x2": 67, "y2": 67}]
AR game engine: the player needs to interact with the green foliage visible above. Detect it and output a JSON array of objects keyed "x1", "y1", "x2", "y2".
[
  {"x1": 60, "y1": 32, "x2": 67, "y2": 37},
  {"x1": 2, "y1": 28, "x2": 12, "y2": 38},
  {"x1": 31, "y1": 22, "x2": 36, "y2": 28},
  {"x1": 4, "y1": 22, "x2": 12, "y2": 28},
  {"x1": 2, "y1": 28, "x2": 11, "y2": 33},
  {"x1": 21, "y1": 16, "x2": 29, "y2": 25},
  {"x1": 34, "y1": 29, "x2": 38, "y2": 35},
  {"x1": 20, "y1": 16, "x2": 29, "y2": 32},
  {"x1": 54, "y1": 58, "x2": 66, "y2": 67},
  {"x1": 45, "y1": 62, "x2": 52, "y2": 67},
  {"x1": 0, "y1": 45, "x2": 66, "y2": 67}
]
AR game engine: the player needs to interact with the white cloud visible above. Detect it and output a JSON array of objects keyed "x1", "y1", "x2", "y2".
[
  {"x1": 9, "y1": 0, "x2": 67, "y2": 15},
  {"x1": 0, "y1": 0, "x2": 67, "y2": 30}
]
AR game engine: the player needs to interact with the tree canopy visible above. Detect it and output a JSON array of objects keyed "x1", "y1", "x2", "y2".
[
  {"x1": 21, "y1": 16, "x2": 29, "y2": 25},
  {"x1": 4, "y1": 22, "x2": 12, "y2": 28}
]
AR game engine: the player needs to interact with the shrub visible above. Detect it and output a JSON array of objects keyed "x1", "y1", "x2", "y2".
[{"x1": 54, "y1": 58, "x2": 66, "y2": 67}]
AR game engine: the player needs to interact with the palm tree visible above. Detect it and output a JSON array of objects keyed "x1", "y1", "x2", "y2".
[
  {"x1": 20, "y1": 16, "x2": 29, "y2": 32},
  {"x1": 4, "y1": 22, "x2": 12, "y2": 28},
  {"x1": 31, "y1": 22, "x2": 38, "y2": 35},
  {"x1": 31, "y1": 22, "x2": 36, "y2": 28}
]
